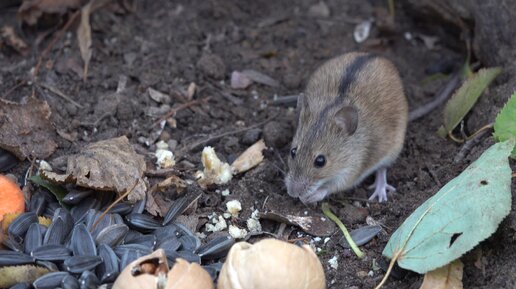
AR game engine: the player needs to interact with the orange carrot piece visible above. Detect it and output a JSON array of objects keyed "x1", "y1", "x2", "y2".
[{"x1": 0, "y1": 175, "x2": 25, "y2": 222}]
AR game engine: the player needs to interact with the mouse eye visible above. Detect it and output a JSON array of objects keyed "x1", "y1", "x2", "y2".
[
  {"x1": 314, "y1": 155, "x2": 326, "y2": 168},
  {"x1": 290, "y1": 147, "x2": 297, "y2": 159}
]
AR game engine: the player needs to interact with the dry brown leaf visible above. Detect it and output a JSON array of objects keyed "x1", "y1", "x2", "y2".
[
  {"x1": 156, "y1": 175, "x2": 187, "y2": 193},
  {"x1": 18, "y1": 0, "x2": 84, "y2": 25},
  {"x1": 420, "y1": 260, "x2": 464, "y2": 289},
  {"x1": 231, "y1": 139, "x2": 266, "y2": 174},
  {"x1": 77, "y1": 0, "x2": 92, "y2": 81},
  {"x1": 0, "y1": 97, "x2": 58, "y2": 160},
  {"x1": 144, "y1": 189, "x2": 161, "y2": 217},
  {"x1": 41, "y1": 136, "x2": 147, "y2": 201},
  {"x1": 0, "y1": 265, "x2": 50, "y2": 288},
  {"x1": 0, "y1": 26, "x2": 29, "y2": 55}
]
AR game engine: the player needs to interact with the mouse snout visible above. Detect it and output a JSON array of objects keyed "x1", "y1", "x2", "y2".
[{"x1": 285, "y1": 176, "x2": 310, "y2": 198}]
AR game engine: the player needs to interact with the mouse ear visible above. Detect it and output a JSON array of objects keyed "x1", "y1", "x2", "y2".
[{"x1": 334, "y1": 105, "x2": 358, "y2": 134}]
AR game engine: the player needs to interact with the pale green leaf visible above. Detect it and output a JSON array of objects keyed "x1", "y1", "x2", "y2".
[
  {"x1": 383, "y1": 139, "x2": 514, "y2": 274},
  {"x1": 493, "y1": 91, "x2": 516, "y2": 157},
  {"x1": 29, "y1": 174, "x2": 68, "y2": 209},
  {"x1": 440, "y1": 67, "x2": 502, "y2": 135}
]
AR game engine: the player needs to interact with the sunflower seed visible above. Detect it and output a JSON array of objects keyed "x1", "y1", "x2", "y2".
[
  {"x1": 114, "y1": 244, "x2": 152, "y2": 257},
  {"x1": 110, "y1": 213, "x2": 125, "y2": 225},
  {"x1": 8, "y1": 212, "x2": 38, "y2": 237},
  {"x1": 71, "y1": 198, "x2": 99, "y2": 223},
  {"x1": 33, "y1": 272, "x2": 70, "y2": 289},
  {"x1": 29, "y1": 195, "x2": 47, "y2": 216},
  {"x1": 62, "y1": 190, "x2": 93, "y2": 205},
  {"x1": 91, "y1": 215, "x2": 113, "y2": 239},
  {"x1": 53, "y1": 208, "x2": 74, "y2": 237},
  {"x1": 25, "y1": 223, "x2": 43, "y2": 253},
  {"x1": 109, "y1": 203, "x2": 132, "y2": 215},
  {"x1": 95, "y1": 224, "x2": 128, "y2": 247},
  {"x1": 71, "y1": 224, "x2": 96, "y2": 256},
  {"x1": 85, "y1": 209, "x2": 101, "y2": 231},
  {"x1": 97, "y1": 244, "x2": 119, "y2": 283},
  {"x1": 202, "y1": 262, "x2": 224, "y2": 280},
  {"x1": 61, "y1": 274, "x2": 80, "y2": 289},
  {"x1": 167, "y1": 250, "x2": 200, "y2": 264},
  {"x1": 126, "y1": 234, "x2": 156, "y2": 249},
  {"x1": 153, "y1": 224, "x2": 180, "y2": 244},
  {"x1": 157, "y1": 238, "x2": 181, "y2": 253},
  {"x1": 78, "y1": 271, "x2": 99, "y2": 289},
  {"x1": 36, "y1": 260, "x2": 60, "y2": 271},
  {"x1": 123, "y1": 230, "x2": 143, "y2": 243},
  {"x1": 176, "y1": 224, "x2": 200, "y2": 251},
  {"x1": 131, "y1": 194, "x2": 146, "y2": 214},
  {"x1": 125, "y1": 213, "x2": 162, "y2": 231},
  {"x1": 196, "y1": 235, "x2": 234, "y2": 260},
  {"x1": 43, "y1": 217, "x2": 66, "y2": 245},
  {"x1": 64, "y1": 256, "x2": 103, "y2": 273},
  {"x1": 3, "y1": 235, "x2": 23, "y2": 252},
  {"x1": 339, "y1": 225, "x2": 383, "y2": 248},
  {"x1": 0, "y1": 250, "x2": 35, "y2": 265},
  {"x1": 119, "y1": 250, "x2": 144, "y2": 271},
  {"x1": 162, "y1": 197, "x2": 188, "y2": 226},
  {"x1": 9, "y1": 283, "x2": 30, "y2": 289},
  {"x1": 31, "y1": 244, "x2": 71, "y2": 261}
]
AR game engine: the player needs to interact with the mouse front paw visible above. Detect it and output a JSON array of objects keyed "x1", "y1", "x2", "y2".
[{"x1": 368, "y1": 168, "x2": 396, "y2": 202}]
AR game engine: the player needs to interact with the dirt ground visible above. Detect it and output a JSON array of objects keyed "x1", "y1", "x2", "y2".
[{"x1": 1, "y1": 0, "x2": 515, "y2": 288}]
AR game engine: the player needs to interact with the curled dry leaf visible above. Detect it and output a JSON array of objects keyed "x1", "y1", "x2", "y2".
[
  {"x1": 113, "y1": 249, "x2": 214, "y2": 289},
  {"x1": 0, "y1": 97, "x2": 58, "y2": 160},
  {"x1": 217, "y1": 239, "x2": 325, "y2": 289},
  {"x1": 41, "y1": 136, "x2": 147, "y2": 202},
  {"x1": 0, "y1": 26, "x2": 29, "y2": 55},
  {"x1": 420, "y1": 260, "x2": 463, "y2": 289},
  {"x1": 77, "y1": 0, "x2": 92, "y2": 81},
  {"x1": 231, "y1": 139, "x2": 266, "y2": 174},
  {"x1": 0, "y1": 265, "x2": 50, "y2": 288},
  {"x1": 156, "y1": 175, "x2": 187, "y2": 193},
  {"x1": 196, "y1": 147, "x2": 232, "y2": 187},
  {"x1": 18, "y1": 0, "x2": 84, "y2": 25}
]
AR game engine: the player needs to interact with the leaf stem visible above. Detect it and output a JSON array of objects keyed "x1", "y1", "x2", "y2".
[
  {"x1": 321, "y1": 202, "x2": 364, "y2": 258},
  {"x1": 374, "y1": 250, "x2": 400, "y2": 289}
]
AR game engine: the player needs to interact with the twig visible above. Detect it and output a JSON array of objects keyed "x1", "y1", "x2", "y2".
[
  {"x1": 33, "y1": 11, "x2": 81, "y2": 79},
  {"x1": 90, "y1": 180, "x2": 139, "y2": 233},
  {"x1": 321, "y1": 202, "x2": 364, "y2": 258},
  {"x1": 153, "y1": 96, "x2": 211, "y2": 126},
  {"x1": 271, "y1": 95, "x2": 299, "y2": 106},
  {"x1": 37, "y1": 82, "x2": 84, "y2": 108},
  {"x1": 79, "y1": 112, "x2": 113, "y2": 127},
  {"x1": 180, "y1": 112, "x2": 279, "y2": 154},
  {"x1": 448, "y1": 123, "x2": 493, "y2": 144},
  {"x1": 453, "y1": 127, "x2": 490, "y2": 163},
  {"x1": 145, "y1": 168, "x2": 182, "y2": 177},
  {"x1": 1, "y1": 80, "x2": 27, "y2": 99}
]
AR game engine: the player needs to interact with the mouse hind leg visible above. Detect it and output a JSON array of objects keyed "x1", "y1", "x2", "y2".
[{"x1": 368, "y1": 168, "x2": 396, "y2": 202}]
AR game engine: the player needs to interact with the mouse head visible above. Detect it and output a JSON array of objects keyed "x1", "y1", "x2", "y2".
[{"x1": 285, "y1": 94, "x2": 363, "y2": 204}]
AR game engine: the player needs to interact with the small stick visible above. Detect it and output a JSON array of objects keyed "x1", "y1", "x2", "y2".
[
  {"x1": 1, "y1": 80, "x2": 26, "y2": 99},
  {"x1": 90, "y1": 180, "x2": 139, "y2": 232},
  {"x1": 453, "y1": 127, "x2": 491, "y2": 163},
  {"x1": 33, "y1": 11, "x2": 81, "y2": 78},
  {"x1": 37, "y1": 82, "x2": 84, "y2": 108},
  {"x1": 180, "y1": 112, "x2": 279, "y2": 154},
  {"x1": 153, "y1": 96, "x2": 211, "y2": 126}
]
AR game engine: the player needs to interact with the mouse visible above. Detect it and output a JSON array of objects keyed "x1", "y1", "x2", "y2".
[{"x1": 285, "y1": 52, "x2": 458, "y2": 204}]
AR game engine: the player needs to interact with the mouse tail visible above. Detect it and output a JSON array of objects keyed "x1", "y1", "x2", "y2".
[{"x1": 408, "y1": 73, "x2": 460, "y2": 122}]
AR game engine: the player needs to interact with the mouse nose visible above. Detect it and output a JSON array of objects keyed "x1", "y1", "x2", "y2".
[{"x1": 285, "y1": 176, "x2": 309, "y2": 198}]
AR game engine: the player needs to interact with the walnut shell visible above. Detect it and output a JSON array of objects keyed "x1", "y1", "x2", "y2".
[
  {"x1": 113, "y1": 249, "x2": 214, "y2": 289},
  {"x1": 217, "y1": 239, "x2": 326, "y2": 289}
]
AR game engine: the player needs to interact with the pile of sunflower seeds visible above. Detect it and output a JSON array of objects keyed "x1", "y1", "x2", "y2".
[{"x1": 1, "y1": 188, "x2": 234, "y2": 289}]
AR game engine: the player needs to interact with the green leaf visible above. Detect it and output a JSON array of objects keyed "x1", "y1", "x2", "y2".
[
  {"x1": 382, "y1": 140, "x2": 514, "y2": 274},
  {"x1": 438, "y1": 67, "x2": 502, "y2": 136},
  {"x1": 29, "y1": 174, "x2": 68, "y2": 208},
  {"x1": 493, "y1": 91, "x2": 516, "y2": 157}
]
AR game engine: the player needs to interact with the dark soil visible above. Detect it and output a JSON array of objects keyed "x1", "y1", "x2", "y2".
[{"x1": 1, "y1": 0, "x2": 515, "y2": 288}]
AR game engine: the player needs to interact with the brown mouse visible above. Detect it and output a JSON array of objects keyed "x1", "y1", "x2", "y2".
[{"x1": 285, "y1": 52, "x2": 411, "y2": 204}]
